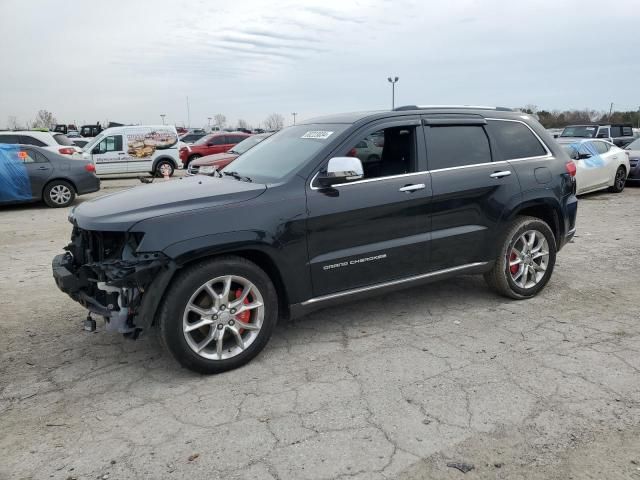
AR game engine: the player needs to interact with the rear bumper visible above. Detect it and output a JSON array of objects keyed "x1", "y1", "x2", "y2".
[
  {"x1": 76, "y1": 175, "x2": 101, "y2": 195},
  {"x1": 559, "y1": 193, "x2": 578, "y2": 251}
]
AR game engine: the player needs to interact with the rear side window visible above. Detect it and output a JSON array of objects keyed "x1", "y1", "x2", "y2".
[
  {"x1": 426, "y1": 126, "x2": 491, "y2": 170},
  {"x1": 593, "y1": 141, "x2": 610, "y2": 154},
  {"x1": 622, "y1": 126, "x2": 633, "y2": 136},
  {"x1": 609, "y1": 126, "x2": 622, "y2": 137},
  {"x1": 0, "y1": 134, "x2": 20, "y2": 144},
  {"x1": 53, "y1": 134, "x2": 74, "y2": 146},
  {"x1": 210, "y1": 136, "x2": 226, "y2": 145},
  {"x1": 487, "y1": 120, "x2": 547, "y2": 160},
  {"x1": 19, "y1": 135, "x2": 47, "y2": 147}
]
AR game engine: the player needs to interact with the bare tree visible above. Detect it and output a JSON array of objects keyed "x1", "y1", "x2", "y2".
[
  {"x1": 6, "y1": 116, "x2": 22, "y2": 130},
  {"x1": 213, "y1": 114, "x2": 226, "y2": 129},
  {"x1": 237, "y1": 119, "x2": 249, "y2": 130},
  {"x1": 263, "y1": 113, "x2": 284, "y2": 131},
  {"x1": 31, "y1": 109, "x2": 57, "y2": 129}
]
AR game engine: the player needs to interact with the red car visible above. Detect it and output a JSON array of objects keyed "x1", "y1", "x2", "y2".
[
  {"x1": 187, "y1": 133, "x2": 272, "y2": 175},
  {"x1": 179, "y1": 132, "x2": 250, "y2": 167}
]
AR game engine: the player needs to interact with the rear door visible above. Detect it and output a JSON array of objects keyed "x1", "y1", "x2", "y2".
[
  {"x1": 306, "y1": 116, "x2": 432, "y2": 296},
  {"x1": 92, "y1": 134, "x2": 126, "y2": 174},
  {"x1": 424, "y1": 117, "x2": 522, "y2": 270},
  {"x1": 21, "y1": 148, "x2": 53, "y2": 199}
]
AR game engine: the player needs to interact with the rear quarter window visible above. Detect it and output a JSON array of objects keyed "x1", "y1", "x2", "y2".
[
  {"x1": 487, "y1": 120, "x2": 547, "y2": 160},
  {"x1": 19, "y1": 135, "x2": 47, "y2": 147},
  {"x1": 0, "y1": 134, "x2": 20, "y2": 144}
]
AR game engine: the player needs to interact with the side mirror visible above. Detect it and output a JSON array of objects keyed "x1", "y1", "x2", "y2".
[
  {"x1": 92, "y1": 146, "x2": 100, "y2": 154},
  {"x1": 577, "y1": 152, "x2": 592, "y2": 160},
  {"x1": 553, "y1": 134, "x2": 559, "y2": 138},
  {"x1": 317, "y1": 157, "x2": 364, "y2": 187}
]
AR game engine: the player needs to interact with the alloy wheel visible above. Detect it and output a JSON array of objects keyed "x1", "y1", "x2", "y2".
[
  {"x1": 182, "y1": 275, "x2": 264, "y2": 360},
  {"x1": 508, "y1": 230, "x2": 549, "y2": 289}
]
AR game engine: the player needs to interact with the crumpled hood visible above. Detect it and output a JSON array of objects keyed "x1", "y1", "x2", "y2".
[{"x1": 71, "y1": 175, "x2": 266, "y2": 231}]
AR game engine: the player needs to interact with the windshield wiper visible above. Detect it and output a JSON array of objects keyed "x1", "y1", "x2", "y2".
[{"x1": 223, "y1": 171, "x2": 252, "y2": 182}]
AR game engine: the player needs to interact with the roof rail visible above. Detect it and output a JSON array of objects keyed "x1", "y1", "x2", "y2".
[{"x1": 394, "y1": 105, "x2": 515, "y2": 112}]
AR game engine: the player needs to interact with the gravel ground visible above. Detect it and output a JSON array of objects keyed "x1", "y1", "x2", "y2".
[{"x1": 1, "y1": 176, "x2": 639, "y2": 480}]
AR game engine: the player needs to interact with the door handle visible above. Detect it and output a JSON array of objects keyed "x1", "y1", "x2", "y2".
[
  {"x1": 399, "y1": 183, "x2": 426, "y2": 192},
  {"x1": 490, "y1": 170, "x2": 511, "y2": 178},
  {"x1": 118, "y1": 152, "x2": 126, "y2": 155},
  {"x1": 612, "y1": 156, "x2": 618, "y2": 160},
  {"x1": 37, "y1": 166, "x2": 49, "y2": 170}
]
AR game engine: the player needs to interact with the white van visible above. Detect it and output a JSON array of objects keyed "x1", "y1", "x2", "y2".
[{"x1": 81, "y1": 125, "x2": 181, "y2": 176}]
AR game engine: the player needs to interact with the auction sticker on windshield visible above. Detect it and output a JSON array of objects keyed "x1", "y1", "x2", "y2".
[{"x1": 301, "y1": 131, "x2": 334, "y2": 139}]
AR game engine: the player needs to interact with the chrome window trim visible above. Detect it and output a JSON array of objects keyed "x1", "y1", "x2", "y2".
[
  {"x1": 301, "y1": 262, "x2": 488, "y2": 306},
  {"x1": 310, "y1": 170, "x2": 428, "y2": 190}
]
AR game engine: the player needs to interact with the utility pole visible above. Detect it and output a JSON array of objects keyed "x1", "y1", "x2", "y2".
[
  {"x1": 387, "y1": 76, "x2": 399, "y2": 110},
  {"x1": 609, "y1": 102, "x2": 614, "y2": 120},
  {"x1": 160, "y1": 114, "x2": 166, "y2": 125},
  {"x1": 186, "y1": 96, "x2": 191, "y2": 128},
  {"x1": 207, "y1": 117, "x2": 212, "y2": 129},
  {"x1": 291, "y1": 112, "x2": 297, "y2": 125}
]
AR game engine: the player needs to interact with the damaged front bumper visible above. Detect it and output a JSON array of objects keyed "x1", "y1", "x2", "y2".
[{"x1": 52, "y1": 228, "x2": 175, "y2": 335}]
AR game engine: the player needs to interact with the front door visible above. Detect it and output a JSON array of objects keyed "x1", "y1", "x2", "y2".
[
  {"x1": 306, "y1": 117, "x2": 432, "y2": 297},
  {"x1": 424, "y1": 117, "x2": 522, "y2": 270},
  {"x1": 93, "y1": 135, "x2": 126, "y2": 174},
  {"x1": 22, "y1": 148, "x2": 52, "y2": 199}
]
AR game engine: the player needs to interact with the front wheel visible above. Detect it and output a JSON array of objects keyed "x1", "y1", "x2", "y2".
[
  {"x1": 608, "y1": 166, "x2": 626, "y2": 193},
  {"x1": 484, "y1": 216, "x2": 557, "y2": 299},
  {"x1": 159, "y1": 256, "x2": 278, "y2": 374}
]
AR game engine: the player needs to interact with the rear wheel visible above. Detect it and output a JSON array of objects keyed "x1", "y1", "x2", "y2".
[
  {"x1": 154, "y1": 160, "x2": 175, "y2": 177},
  {"x1": 159, "y1": 256, "x2": 278, "y2": 374},
  {"x1": 43, "y1": 180, "x2": 75, "y2": 208},
  {"x1": 608, "y1": 166, "x2": 626, "y2": 193},
  {"x1": 484, "y1": 216, "x2": 557, "y2": 299}
]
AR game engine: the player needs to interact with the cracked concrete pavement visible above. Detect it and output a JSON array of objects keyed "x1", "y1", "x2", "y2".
[{"x1": 1, "y1": 177, "x2": 639, "y2": 479}]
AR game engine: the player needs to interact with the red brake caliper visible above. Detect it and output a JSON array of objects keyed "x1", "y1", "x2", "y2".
[
  {"x1": 508, "y1": 251, "x2": 519, "y2": 274},
  {"x1": 235, "y1": 288, "x2": 251, "y2": 333}
]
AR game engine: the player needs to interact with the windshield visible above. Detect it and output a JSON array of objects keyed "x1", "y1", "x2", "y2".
[
  {"x1": 221, "y1": 124, "x2": 348, "y2": 182},
  {"x1": 230, "y1": 134, "x2": 270, "y2": 154},
  {"x1": 53, "y1": 134, "x2": 74, "y2": 146},
  {"x1": 83, "y1": 134, "x2": 104, "y2": 152},
  {"x1": 560, "y1": 126, "x2": 597, "y2": 138},
  {"x1": 625, "y1": 138, "x2": 640, "y2": 150}
]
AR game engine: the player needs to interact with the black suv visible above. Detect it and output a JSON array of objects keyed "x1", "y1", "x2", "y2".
[{"x1": 52, "y1": 106, "x2": 578, "y2": 373}]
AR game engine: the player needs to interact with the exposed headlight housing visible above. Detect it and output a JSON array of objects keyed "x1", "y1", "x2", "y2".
[{"x1": 199, "y1": 166, "x2": 216, "y2": 174}]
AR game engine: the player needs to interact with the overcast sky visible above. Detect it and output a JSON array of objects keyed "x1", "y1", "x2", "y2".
[{"x1": 1, "y1": 0, "x2": 639, "y2": 129}]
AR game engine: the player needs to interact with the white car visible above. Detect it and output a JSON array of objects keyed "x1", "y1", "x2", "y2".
[
  {"x1": 0, "y1": 130, "x2": 82, "y2": 156},
  {"x1": 558, "y1": 139, "x2": 629, "y2": 195},
  {"x1": 81, "y1": 125, "x2": 181, "y2": 176}
]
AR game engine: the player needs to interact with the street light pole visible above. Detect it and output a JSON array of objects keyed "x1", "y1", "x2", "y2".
[
  {"x1": 292, "y1": 112, "x2": 298, "y2": 125},
  {"x1": 208, "y1": 117, "x2": 212, "y2": 129},
  {"x1": 387, "y1": 76, "x2": 399, "y2": 110},
  {"x1": 160, "y1": 114, "x2": 166, "y2": 125}
]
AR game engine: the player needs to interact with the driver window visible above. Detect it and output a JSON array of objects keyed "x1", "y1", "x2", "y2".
[
  {"x1": 596, "y1": 128, "x2": 610, "y2": 138},
  {"x1": 98, "y1": 135, "x2": 122, "y2": 153},
  {"x1": 344, "y1": 126, "x2": 416, "y2": 179}
]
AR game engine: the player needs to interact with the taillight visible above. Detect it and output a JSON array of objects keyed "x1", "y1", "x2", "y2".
[
  {"x1": 347, "y1": 148, "x2": 357, "y2": 157},
  {"x1": 84, "y1": 163, "x2": 95, "y2": 172},
  {"x1": 565, "y1": 161, "x2": 576, "y2": 177},
  {"x1": 59, "y1": 147, "x2": 75, "y2": 155}
]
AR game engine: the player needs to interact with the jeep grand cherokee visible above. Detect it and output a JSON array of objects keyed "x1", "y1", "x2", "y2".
[{"x1": 53, "y1": 106, "x2": 578, "y2": 373}]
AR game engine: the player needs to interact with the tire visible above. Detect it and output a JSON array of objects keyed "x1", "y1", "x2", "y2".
[
  {"x1": 155, "y1": 160, "x2": 175, "y2": 177},
  {"x1": 484, "y1": 216, "x2": 557, "y2": 299},
  {"x1": 608, "y1": 166, "x2": 626, "y2": 193},
  {"x1": 159, "y1": 256, "x2": 278, "y2": 374},
  {"x1": 43, "y1": 180, "x2": 76, "y2": 208},
  {"x1": 186, "y1": 154, "x2": 201, "y2": 167}
]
